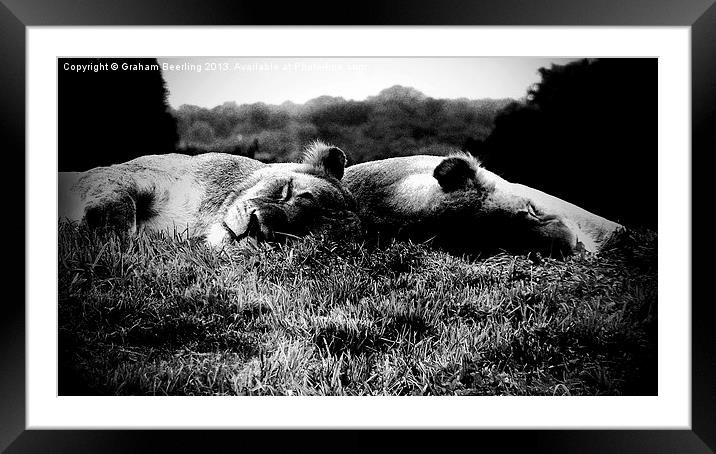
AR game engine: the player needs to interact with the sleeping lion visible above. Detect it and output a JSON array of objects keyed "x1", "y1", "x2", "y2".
[
  {"x1": 58, "y1": 142, "x2": 359, "y2": 247},
  {"x1": 343, "y1": 153, "x2": 624, "y2": 256}
]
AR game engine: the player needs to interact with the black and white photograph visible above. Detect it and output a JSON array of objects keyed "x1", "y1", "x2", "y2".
[{"x1": 57, "y1": 56, "x2": 657, "y2": 397}]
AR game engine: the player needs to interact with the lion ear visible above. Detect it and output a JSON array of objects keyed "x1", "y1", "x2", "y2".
[
  {"x1": 302, "y1": 145, "x2": 347, "y2": 180},
  {"x1": 433, "y1": 156, "x2": 478, "y2": 192}
]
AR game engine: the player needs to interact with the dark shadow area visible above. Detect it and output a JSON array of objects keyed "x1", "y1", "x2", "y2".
[
  {"x1": 58, "y1": 58, "x2": 178, "y2": 171},
  {"x1": 467, "y1": 59, "x2": 657, "y2": 230}
]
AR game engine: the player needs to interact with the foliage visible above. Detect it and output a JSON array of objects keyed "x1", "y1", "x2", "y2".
[{"x1": 171, "y1": 86, "x2": 511, "y2": 164}]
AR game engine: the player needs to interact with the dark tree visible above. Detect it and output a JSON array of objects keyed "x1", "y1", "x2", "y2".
[
  {"x1": 58, "y1": 58, "x2": 178, "y2": 171},
  {"x1": 479, "y1": 58, "x2": 657, "y2": 229}
]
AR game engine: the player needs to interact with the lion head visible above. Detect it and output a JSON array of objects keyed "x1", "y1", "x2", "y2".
[
  {"x1": 343, "y1": 153, "x2": 623, "y2": 256},
  {"x1": 209, "y1": 141, "x2": 360, "y2": 247}
]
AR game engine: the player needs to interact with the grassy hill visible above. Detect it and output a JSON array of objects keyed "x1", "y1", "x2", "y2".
[{"x1": 58, "y1": 223, "x2": 657, "y2": 396}]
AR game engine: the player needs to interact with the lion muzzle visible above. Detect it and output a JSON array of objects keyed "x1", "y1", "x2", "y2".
[
  {"x1": 222, "y1": 203, "x2": 260, "y2": 241},
  {"x1": 223, "y1": 201, "x2": 287, "y2": 244}
]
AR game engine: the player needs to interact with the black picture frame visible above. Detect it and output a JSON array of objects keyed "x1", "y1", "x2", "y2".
[{"x1": 3, "y1": 0, "x2": 713, "y2": 452}]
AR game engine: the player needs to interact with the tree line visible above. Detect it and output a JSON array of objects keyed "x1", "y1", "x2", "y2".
[{"x1": 172, "y1": 85, "x2": 512, "y2": 164}]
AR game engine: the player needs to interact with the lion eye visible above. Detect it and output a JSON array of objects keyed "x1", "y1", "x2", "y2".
[
  {"x1": 528, "y1": 204, "x2": 539, "y2": 217},
  {"x1": 521, "y1": 203, "x2": 541, "y2": 220}
]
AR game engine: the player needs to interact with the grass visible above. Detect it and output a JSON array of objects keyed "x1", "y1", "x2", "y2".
[{"x1": 58, "y1": 222, "x2": 657, "y2": 396}]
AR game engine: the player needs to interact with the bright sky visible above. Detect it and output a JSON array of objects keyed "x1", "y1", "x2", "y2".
[{"x1": 158, "y1": 57, "x2": 580, "y2": 108}]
